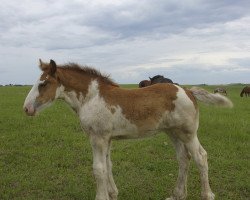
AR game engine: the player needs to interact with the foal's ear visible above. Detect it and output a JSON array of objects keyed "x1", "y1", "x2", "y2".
[
  {"x1": 39, "y1": 58, "x2": 46, "y2": 70},
  {"x1": 49, "y1": 59, "x2": 57, "y2": 75},
  {"x1": 39, "y1": 59, "x2": 43, "y2": 66},
  {"x1": 39, "y1": 58, "x2": 50, "y2": 72},
  {"x1": 38, "y1": 59, "x2": 57, "y2": 76}
]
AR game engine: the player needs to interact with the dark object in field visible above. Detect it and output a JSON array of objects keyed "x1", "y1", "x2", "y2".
[
  {"x1": 214, "y1": 88, "x2": 227, "y2": 96},
  {"x1": 139, "y1": 80, "x2": 151, "y2": 88},
  {"x1": 139, "y1": 75, "x2": 178, "y2": 88},
  {"x1": 149, "y1": 75, "x2": 173, "y2": 85},
  {"x1": 240, "y1": 86, "x2": 250, "y2": 97}
]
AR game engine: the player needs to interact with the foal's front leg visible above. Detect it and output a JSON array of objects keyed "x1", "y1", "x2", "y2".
[{"x1": 90, "y1": 135, "x2": 110, "y2": 200}]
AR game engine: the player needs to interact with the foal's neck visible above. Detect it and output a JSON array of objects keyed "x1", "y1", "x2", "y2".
[
  {"x1": 56, "y1": 68, "x2": 91, "y2": 112},
  {"x1": 56, "y1": 67, "x2": 115, "y2": 113}
]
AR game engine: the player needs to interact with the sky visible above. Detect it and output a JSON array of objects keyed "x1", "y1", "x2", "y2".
[{"x1": 0, "y1": 0, "x2": 250, "y2": 85}]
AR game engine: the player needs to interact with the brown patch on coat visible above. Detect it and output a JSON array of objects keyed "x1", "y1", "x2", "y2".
[
  {"x1": 100, "y1": 83, "x2": 178, "y2": 132},
  {"x1": 184, "y1": 88, "x2": 198, "y2": 109},
  {"x1": 59, "y1": 63, "x2": 118, "y2": 87},
  {"x1": 55, "y1": 65, "x2": 118, "y2": 98}
]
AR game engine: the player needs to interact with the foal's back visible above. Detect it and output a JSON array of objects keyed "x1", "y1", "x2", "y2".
[{"x1": 99, "y1": 83, "x2": 197, "y2": 134}]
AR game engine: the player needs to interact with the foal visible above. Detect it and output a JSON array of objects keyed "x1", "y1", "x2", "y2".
[{"x1": 24, "y1": 59, "x2": 233, "y2": 200}]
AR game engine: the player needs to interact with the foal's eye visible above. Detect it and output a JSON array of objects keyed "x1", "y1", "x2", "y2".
[
  {"x1": 38, "y1": 81, "x2": 48, "y2": 89},
  {"x1": 40, "y1": 82, "x2": 47, "y2": 87}
]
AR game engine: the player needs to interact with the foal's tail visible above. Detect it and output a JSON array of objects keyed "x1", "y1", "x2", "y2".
[{"x1": 190, "y1": 87, "x2": 233, "y2": 108}]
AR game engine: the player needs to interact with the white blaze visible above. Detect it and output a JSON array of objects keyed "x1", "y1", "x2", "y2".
[{"x1": 23, "y1": 79, "x2": 45, "y2": 109}]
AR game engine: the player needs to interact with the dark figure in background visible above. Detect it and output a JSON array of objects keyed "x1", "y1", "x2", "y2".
[
  {"x1": 149, "y1": 75, "x2": 173, "y2": 85},
  {"x1": 214, "y1": 88, "x2": 227, "y2": 96},
  {"x1": 240, "y1": 86, "x2": 250, "y2": 97},
  {"x1": 139, "y1": 80, "x2": 151, "y2": 88}
]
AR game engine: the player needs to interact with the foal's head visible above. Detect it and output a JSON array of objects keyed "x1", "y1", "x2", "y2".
[{"x1": 23, "y1": 59, "x2": 60, "y2": 116}]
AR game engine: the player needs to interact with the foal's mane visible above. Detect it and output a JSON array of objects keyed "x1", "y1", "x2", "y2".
[{"x1": 59, "y1": 63, "x2": 118, "y2": 87}]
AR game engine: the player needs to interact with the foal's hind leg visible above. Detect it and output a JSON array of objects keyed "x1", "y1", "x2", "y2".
[
  {"x1": 166, "y1": 134, "x2": 191, "y2": 200},
  {"x1": 185, "y1": 136, "x2": 215, "y2": 200}
]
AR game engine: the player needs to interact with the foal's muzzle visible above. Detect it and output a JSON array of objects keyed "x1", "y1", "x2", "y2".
[{"x1": 24, "y1": 103, "x2": 36, "y2": 116}]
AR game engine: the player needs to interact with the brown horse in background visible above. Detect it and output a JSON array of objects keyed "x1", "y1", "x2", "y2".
[
  {"x1": 138, "y1": 80, "x2": 151, "y2": 88},
  {"x1": 139, "y1": 75, "x2": 177, "y2": 88},
  {"x1": 214, "y1": 88, "x2": 227, "y2": 96},
  {"x1": 240, "y1": 86, "x2": 250, "y2": 97},
  {"x1": 149, "y1": 75, "x2": 173, "y2": 84}
]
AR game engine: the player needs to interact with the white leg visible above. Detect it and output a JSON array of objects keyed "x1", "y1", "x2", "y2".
[
  {"x1": 185, "y1": 136, "x2": 215, "y2": 200},
  {"x1": 166, "y1": 135, "x2": 191, "y2": 200},
  {"x1": 106, "y1": 141, "x2": 118, "y2": 200},
  {"x1": 90, "y1": 135, "x2": 110, "y2": 200}
]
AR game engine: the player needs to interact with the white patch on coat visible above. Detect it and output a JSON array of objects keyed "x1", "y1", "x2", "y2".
[
  {"x1": 62, "y1": 91, "x2": 81, "y2": 111},
  {"x1": 58, "y1": 80, "x2": 99, "y2": 113},
  {"x1": 79, "y1": 80, "x2": 138, "y2": 137},
  {"x1": 55, "y1": 85, "x2": 65, "y2": 99},
  {"x1": 85, "y1": 80, "x2": 99, "y2": 100},
  {"x1": 158, "y1": 86, "x2": 198, "y2": 135}
]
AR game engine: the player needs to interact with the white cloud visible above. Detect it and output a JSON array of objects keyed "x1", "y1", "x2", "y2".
[{"x1": 0, "y1": 0, "x2": 249, "y2": 85}]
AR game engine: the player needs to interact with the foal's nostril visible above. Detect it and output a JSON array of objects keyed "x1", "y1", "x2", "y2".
[
  {"x1": 24, "y1": 105, "x2": 36, "y2": 116},
  {"x1": 24, "y1": 107, "x2": 28, "y2": 113}
]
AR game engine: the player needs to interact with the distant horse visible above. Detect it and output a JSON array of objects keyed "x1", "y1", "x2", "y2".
[
  {"x1": 138, "y1": 80, "x2": 151, "y2": 88},
  {"x1": 149, "y1": 75, "x2": 173, "y2": 85},
  {"x1": 240, "y1": 86, "x2": 250, "y2": 97},
  {"x1": 214, "y1": 88, "x2": 227, "y2": 96},
  {"x1": 24, "y1": 59, "x2": 233, "y2": 200}
]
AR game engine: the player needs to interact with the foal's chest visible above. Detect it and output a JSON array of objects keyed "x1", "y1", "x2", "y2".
[{"x1": 79, "y1": 95, "x2": 138, "y2": 136}]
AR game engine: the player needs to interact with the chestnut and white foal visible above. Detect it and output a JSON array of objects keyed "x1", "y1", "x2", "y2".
[{"x1": 24, "y1": 59, "x2": 233, "y2": 200}]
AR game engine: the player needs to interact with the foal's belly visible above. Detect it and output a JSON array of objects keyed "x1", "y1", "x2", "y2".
[
  {"x1": 80, "y1": 107, "x2": 161, "y2": 139},
  {"x1": 111, "y1": 128, "x2": 160, "y2": 140}
]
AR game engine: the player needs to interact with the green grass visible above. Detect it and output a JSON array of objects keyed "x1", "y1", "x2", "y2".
[{"x1": 0, "y1": 85, "x2": 249, "y2": 200}]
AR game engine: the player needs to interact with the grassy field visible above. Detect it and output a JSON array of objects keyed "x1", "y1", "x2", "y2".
[{"x1": 0, "y1": 84, "x2": 249, "y2": 200}]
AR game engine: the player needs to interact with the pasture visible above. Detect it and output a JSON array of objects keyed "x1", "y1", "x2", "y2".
[{"x1": 0, "y1": 84, "x2": 249, "y2": 200}]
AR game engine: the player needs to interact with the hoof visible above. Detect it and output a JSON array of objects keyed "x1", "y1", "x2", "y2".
[
  {"x1": 109, "y1": 193, "x2": 118, "y2": 200},
  {"x1": 166, "y1": 195, "x2": 186, "y2": 200},
  {"x1": 202, "y1": 192, "x2": 215, "y2": 200}
]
